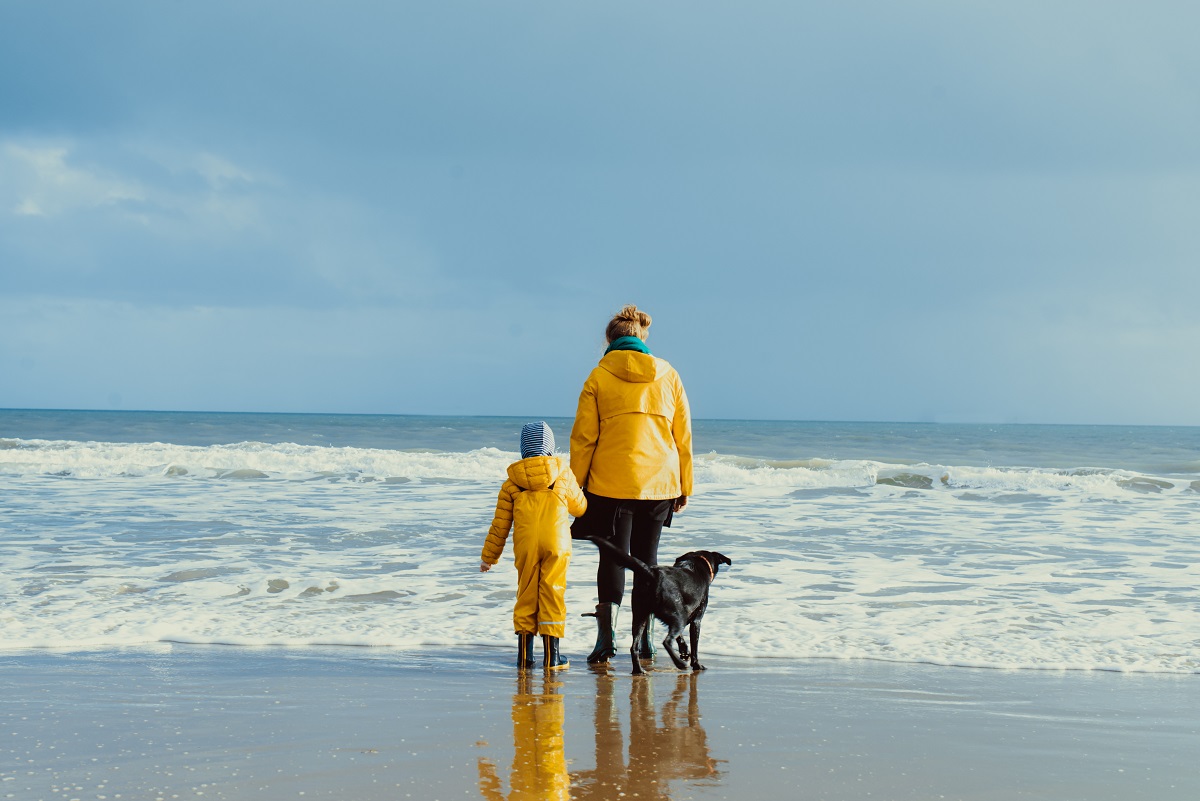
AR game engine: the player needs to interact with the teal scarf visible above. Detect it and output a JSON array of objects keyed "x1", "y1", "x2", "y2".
[{"x1": 604, "y1": 335, "x2": 652, "y2": 355}]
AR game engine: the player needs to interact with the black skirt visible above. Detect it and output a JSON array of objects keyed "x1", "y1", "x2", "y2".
[{"x1": 570, "y1": 491, "x2": 673, "y2": 541}]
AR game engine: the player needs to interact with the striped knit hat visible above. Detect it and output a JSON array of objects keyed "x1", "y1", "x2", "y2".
[{"x1": 520, "y1": 421, "x2": 555, "y2": 459}]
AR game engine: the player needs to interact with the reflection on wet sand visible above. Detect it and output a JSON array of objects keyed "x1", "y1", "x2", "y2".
[
  {"x1": 479, "y1": 674, "x2": 570, "y2": 801},
  {"x1": 575, "y1": 672, "x2": 721, "y2": 800},
  {"x1": 479, "y1": 672, "x2": 720, "y2": 801}
]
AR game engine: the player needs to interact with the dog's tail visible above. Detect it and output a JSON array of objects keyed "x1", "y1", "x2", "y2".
[{"x1": 586, "y1": 536, "x2": 655, "y2": 581}]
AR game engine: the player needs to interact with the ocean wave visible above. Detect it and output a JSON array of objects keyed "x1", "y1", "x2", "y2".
[
  {"x1": 0, "y1": 438, "x2": 515, "y2": 482},
  {"x1": 4, "y1": 434, "x2": 1200, "y2": 674},
  {"x1": 0, "y1": 438, "x2": 1192, "y2": 498},
  {"x1": 4, "y1": 566, "x2": 1198, "y2": 674}
]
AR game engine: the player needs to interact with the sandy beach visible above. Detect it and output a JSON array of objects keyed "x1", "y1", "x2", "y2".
[{"x1": 3, "y1": 645, "x2": 1197, "y2": 801}]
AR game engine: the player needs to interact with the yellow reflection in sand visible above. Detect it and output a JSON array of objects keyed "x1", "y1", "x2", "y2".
[
  {"x1": 479, "y1": 672, "x2": 720, "y2": 801},
  {"x1": 479, "y1": 674, "x2": 571, "y2": 801}
]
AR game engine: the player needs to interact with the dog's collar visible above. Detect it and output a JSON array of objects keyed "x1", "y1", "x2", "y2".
[{"x1": 695, "y1": 554, "x2": 714, "y2": 581}]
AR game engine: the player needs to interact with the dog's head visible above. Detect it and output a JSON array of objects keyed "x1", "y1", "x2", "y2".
[{"x1": 677, "y1": 550, "x2": 732, "y2": 579}]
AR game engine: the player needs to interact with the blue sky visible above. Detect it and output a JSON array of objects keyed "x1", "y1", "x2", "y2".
[{"x1": 2, "y1": 1, "x2": 1198, "y2": 424}]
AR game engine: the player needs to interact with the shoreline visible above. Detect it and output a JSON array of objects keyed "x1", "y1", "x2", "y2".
[
  {"x1": 4, "y1": 645, "x2": 1198, "y2": 800},
  {"x1": 8, "y1": 639, "x2": 1198, "y2": 677}
]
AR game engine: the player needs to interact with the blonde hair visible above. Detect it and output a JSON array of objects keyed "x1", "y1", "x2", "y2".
[{"x1": 605, "y1": 304, "x2": 652, "y2": 343}]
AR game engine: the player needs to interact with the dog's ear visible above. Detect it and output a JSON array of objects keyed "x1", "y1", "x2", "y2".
[{"x1": 712, "y1": 552, "x2": 731, "y2": 567}]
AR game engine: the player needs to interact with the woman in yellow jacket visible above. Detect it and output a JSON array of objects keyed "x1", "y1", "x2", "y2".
[{"x1": 570, "y1": 305, "x2": 693, "y2": 664}]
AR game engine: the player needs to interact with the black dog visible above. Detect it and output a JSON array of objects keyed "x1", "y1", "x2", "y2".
[{"x1": 588, "y1": 536, "x2": 731, "y2": 675}]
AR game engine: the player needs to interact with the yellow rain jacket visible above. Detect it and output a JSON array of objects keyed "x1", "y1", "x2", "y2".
[
  {"x1": 482, "y1": 455, "x2": 587, "y2": 637},
  {"x1": 570, "y1": 350, "x2": 693, "y2": 500}
]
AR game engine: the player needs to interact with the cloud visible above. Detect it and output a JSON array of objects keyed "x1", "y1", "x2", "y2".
[
  {"x1": 2, "y1": 142, "x2": 144, "y2": 217},
  {"x1": 14, "y1": 197, "x2": 42, "y2": 216},
  {"x1": 0, "y1": 137, "x2": 442, "y2": 310},
  {"x1": 190, "y1": 152, "x2": 255, "y2": 190},
  {"x1": 0, "y1": 139, "x2": 260, "y2": 228}
]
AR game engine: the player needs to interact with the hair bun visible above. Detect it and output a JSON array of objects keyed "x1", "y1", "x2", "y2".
[
  {"x1": 617, "y1": 304, "x2": 652, "y2": 327},
  {"x1": 606, "y1": 304, "x2": 652, "y2": 343}
]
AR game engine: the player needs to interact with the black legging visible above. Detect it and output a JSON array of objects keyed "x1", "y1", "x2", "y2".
[{"x1": 593, "y1": 497, "x2": 673, "y2": 605}]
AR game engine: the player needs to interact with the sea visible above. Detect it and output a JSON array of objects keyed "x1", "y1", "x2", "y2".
[{"x1": 2, "y1": 409, "x2": 1198, "y2": 673}]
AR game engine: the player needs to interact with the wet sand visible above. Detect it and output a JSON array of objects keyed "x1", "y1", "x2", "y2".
[{"x1": 2, "y1": 645, "x2": 1197, "y2": 800}]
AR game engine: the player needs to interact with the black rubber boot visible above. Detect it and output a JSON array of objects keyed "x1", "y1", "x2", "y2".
[
  {"x1": 637, "y1": 619, "x2": 656, "y2": 661},
  {"x1": 542, "y1": 635, "x2": 569, "y2": 670},
  {"x1": 583, "y1": 603, "x2": 620, "y2": 664},
  {"x1": 517, "y1": 632, "x2": 536, "y2": 669}
]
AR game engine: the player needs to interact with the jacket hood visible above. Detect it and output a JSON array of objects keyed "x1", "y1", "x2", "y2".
[
  {"x1": 598, "y1": 350, "x2": 665, "y2": 383},
  {"x1": 507, "y1": 454, "x2": 568, "y2": 490}
]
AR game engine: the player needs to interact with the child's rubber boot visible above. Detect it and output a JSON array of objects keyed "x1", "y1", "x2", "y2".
[
  {"x1": 517, "y1": 632, "x2": 536, "y2": 669},
  {"x1": 637, "y1": 619, "x2": 656, "y2": 661},
  {"x1": 542, "y1": 635, "x2": 570, "y2": 671},
  {"x1": 583, "y1": 602, "x2": 620, "y2": 664}
]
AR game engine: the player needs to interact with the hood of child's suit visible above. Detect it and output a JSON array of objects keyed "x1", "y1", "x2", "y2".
[{"x1": 507, "y1": 455, "x2": 567, "y2": 491}]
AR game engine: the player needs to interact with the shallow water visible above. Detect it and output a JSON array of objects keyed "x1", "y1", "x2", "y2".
[{"x1": 2, "y1": 410, "x2": 1198, "y2": 673}]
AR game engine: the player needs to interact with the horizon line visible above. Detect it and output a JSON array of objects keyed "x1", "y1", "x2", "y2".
[{"x1": 1, "y1": 407, "x2": 1195, "y2": 429}]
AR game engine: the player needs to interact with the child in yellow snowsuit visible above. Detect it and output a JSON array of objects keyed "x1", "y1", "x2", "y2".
[{"x1": 481, "y1": 422, "x2": 587, "y2": 670}]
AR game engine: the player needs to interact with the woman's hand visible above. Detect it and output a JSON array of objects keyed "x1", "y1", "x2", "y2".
[
  {"x1": 479, "y1": 561, "x2": 492, "y2": 572},
  {"x1": 673, "y1": 495, "x2": 688, "y2": 512}
]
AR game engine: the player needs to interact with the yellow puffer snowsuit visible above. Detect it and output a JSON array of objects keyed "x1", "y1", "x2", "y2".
[
  {"x1": 570, "y1": 350, "x2": 693, "y2": 500},
  {"x1": 482, "y1": 455, "x2": 587, "y2": 638}
]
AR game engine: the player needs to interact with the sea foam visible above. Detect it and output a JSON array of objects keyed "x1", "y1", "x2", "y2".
[
  {"x1": 2, "y1": 437, "x2": 1198, "y2": 673},
  {"x1": 1, "y1": 438, "x2": 1189, "y2": 497}
]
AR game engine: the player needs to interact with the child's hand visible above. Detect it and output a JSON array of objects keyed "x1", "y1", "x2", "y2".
[{"x1": 479, "y1": 561, "x2": 491, "y2": 573}]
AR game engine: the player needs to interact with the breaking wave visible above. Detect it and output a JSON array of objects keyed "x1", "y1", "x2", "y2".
[{"x1": 0, "y1": 438, "x2": 1193, "y2": 499}]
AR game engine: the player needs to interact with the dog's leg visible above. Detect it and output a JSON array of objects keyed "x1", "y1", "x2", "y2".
[
  {"x1": 630, "y1": 613, "x2": 649, "y2": 675},
  {"x1": 688, "y1": 620, "x2": 706, "y2": 671},
  {"x1": 676, "y1": 636, "x2": 689, "y2": 660},
  {"x1": 662, "y1": 624, "x2": 689, "y2": 670}
]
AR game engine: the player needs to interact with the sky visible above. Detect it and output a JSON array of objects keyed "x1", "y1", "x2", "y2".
[{"x1": 2, "y1": 1, "x2": 1199, "y2": 425}]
